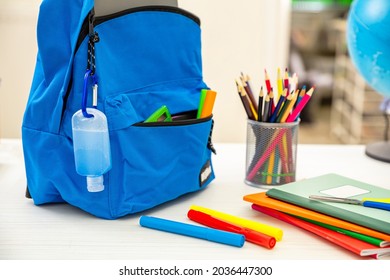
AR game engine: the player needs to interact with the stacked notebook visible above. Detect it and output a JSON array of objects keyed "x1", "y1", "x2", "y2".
[{"x1": 243, "y1": 173, "x2": 390, "y2": 259}]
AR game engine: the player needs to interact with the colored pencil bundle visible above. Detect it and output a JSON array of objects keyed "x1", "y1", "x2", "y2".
[
  {"x1": 245, "y1": 121, "x2": 298, "y2": 186},
  {"x1": 237, "y1": 68, "x2": 314, "y2": 186},
  {"x1": 235, "y1": 68, "x2": 315, "y2": 123}
]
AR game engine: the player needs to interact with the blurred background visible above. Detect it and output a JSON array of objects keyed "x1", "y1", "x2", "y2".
[
  {"x1": 288, "y1": 0, "x2": 385, "y2": 145},
  {"x1": 0, "y1": 0, "x2": 384, "y2": 144}
]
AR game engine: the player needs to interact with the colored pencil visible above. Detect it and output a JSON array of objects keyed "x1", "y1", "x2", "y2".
[
  {"x1": 235, "y1": 80, "x2": 256, "y2": 120},
  {"x1": 289, "y1": 73, "x2": 298, "y2": 94},
  {"x1": 236, "y1": 70, "x2": 313, "y2": 124},
  {"x1": 262, "y1": 95, "x2": 271, "y2": 122},
  {"x1": 276, "y1": 90, "x2": 297, "y2": 123},
  {"x1": 264, "y1": 69, "x2": 272, "y2": 94},
  {"x1": 266, "y1": 150, "x2": 276, "y2": 184},
  {"x1": 294, "y1": 85, "x2": 306, "y2": 109},
  {"x1": 283, "y1": 68, "x2": 289, "y2": 92},
  {"x1": 282, "y1": 90, "x2": 298, "y2": 123},
  {"x1": 286, "y1": 86, "x2": 314, "y2": 122},
  {"x1": 258, "y1": 86, "x2": 264, "y2": 122},
  {"x1": 269, "y1": 88, "x2": 287, "y2": 123},
  {"x1": 272, "y1": 148, "x2": 281, "y2": 184},
  {"x1": 241, "y1": 74, "x2": 258, "y2": 113},
  {"x1": 284, "y1": 129, "x2": 295, "y2": 183},
  {"x1": 247, "y1": 129, "x2": 286, "y2": 181},
  {"x1": 268, "y1": 88, "x2": 275, "y2": 113},
  {"x1": 277, "y1": 68, "x2": 284, "y2": 100}
]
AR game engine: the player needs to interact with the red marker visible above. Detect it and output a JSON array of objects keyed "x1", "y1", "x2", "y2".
[{"x1": 187, "y1": 209, "x2": 276, "y2": 249}]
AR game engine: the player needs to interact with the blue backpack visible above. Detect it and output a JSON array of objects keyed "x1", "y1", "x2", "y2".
[{"x1": 22, "y1": 0, "x2": 216, "y2": 219}]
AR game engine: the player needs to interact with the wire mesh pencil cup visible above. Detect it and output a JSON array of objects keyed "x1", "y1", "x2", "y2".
[{"x1": 245, "y1": 119, "x2": 299, "y2": 188}]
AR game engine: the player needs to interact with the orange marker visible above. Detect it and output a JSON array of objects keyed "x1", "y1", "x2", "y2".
[{"x1": 200, "y1": 90, "x2": 217, "y2": 118}]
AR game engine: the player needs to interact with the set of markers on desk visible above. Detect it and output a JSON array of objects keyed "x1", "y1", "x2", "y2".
[
  {"x1": 235, "y1": 68, "x2": 315, "y2": 123},
  {"x1": 139, "y1": 205, "x2": 282, "y2": 249}
]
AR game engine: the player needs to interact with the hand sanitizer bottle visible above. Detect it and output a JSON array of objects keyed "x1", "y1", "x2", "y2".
[{"x1": 72, "y1": 108, "x2": 112, "y2": 192}]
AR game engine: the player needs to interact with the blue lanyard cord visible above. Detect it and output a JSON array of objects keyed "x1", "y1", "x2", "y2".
[{"x1": 82, "y1": 69, "x2": 97, "y2": 118}]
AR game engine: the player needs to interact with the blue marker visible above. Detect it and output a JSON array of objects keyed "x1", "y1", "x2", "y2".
[{"x1": 139, "y1": 216, "x2": 245, "y2": 247}]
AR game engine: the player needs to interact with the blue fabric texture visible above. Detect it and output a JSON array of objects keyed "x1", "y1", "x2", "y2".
[{"x1": 22, "y1": 0, "x2": 215, "y2": 219}]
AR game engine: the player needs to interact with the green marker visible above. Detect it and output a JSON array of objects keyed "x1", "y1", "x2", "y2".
[{"x1": 197, "y1": 89, "x2": 208, "y2": 119}]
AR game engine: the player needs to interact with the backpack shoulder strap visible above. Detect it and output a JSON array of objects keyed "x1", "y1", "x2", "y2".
[{"x1": 25, "y1": 0, "x2": 94, "y2": 133}]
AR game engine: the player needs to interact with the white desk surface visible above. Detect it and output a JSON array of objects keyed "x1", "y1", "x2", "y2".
[{"x1": 1, "y1": 138, "x2": 390, "y2": 260}]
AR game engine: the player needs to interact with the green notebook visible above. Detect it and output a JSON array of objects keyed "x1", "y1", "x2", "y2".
[{"x1": 266, "y1": 173, "x2": 390, "y2": 234}]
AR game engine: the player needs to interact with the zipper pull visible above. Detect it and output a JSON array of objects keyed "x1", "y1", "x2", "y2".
[
  {"x1": 88, "y1": 9, "x2": 99, "y2": 43},
  {"x1": 208, "y1": 119, "x2": 217, "y2": 155}
]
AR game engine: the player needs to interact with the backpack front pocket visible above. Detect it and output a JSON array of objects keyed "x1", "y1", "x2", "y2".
[
  {"x1": 107, "y1": 113, "x2": 214, "y2": 217},
  {"x1": 105, "y1": 89, "x2": 215, "y2": 218}
]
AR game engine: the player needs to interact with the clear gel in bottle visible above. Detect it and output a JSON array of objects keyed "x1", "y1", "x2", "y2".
[{"x1": 72, "y1": 108, "x2": 112, "y2": 192}]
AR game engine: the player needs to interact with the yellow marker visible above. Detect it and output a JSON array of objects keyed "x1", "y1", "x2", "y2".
[
  {"x1": 190, "y1": 205, "x2": 283, "y2": 241},
  {"x1": 362, "y1": 198, "x2": 390, "y2": 203}
]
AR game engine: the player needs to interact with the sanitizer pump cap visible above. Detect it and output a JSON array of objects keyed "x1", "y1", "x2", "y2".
[{"x1": 87, "y1": 176, "x2": 104, "y2": 192}]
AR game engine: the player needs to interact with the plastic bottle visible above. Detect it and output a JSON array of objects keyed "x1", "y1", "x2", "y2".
[{"x1": 72, "y1": 108, "x2": 112, "y2": 192}]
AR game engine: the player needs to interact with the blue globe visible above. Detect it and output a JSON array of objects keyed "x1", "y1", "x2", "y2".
[{"x1": 347, "y1": 0, "x2": 390, "y2": 97}]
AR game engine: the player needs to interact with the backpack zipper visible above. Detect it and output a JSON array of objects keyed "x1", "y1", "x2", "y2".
[
  {"x1": 134, "y1": 112, "x2": 216, "y2": 154},
  {"x1": 134, "y1": 111, "x2": 212, "y2": 127},
  {"x1": 75, "y1": 5, "x2": 200, "y2": 53}
]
